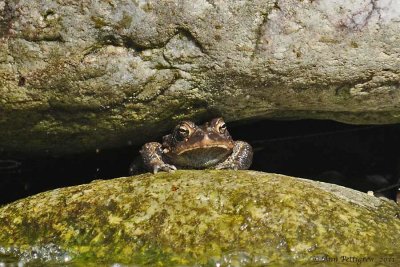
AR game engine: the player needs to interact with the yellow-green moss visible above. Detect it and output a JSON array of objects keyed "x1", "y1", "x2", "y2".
[{"x1": 1, "y1": 171, "x2": 399, "y2": 266}]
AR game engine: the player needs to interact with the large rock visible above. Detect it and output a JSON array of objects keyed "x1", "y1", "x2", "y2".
[
  {"x1": 0, "y1": 170, "x2": 399, "y2": 265},
  {"x1": 1, "y1": 0, "x2": 400, "y2": 154}
]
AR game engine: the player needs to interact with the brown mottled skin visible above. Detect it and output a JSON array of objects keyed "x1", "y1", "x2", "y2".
[{"x1": 130, "y1": 118, "x2": 253, "y2": 174}]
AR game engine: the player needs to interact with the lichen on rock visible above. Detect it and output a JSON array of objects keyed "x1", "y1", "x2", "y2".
[
  {"x1": 0, "y1": 170, "x2": 399, "y2": 266},
  {"x1": 1, "y1": 0, "x2": 400, "y2": 155}
]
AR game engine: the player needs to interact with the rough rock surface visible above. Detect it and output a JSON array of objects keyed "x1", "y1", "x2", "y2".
[
  {"x1": 0, "y1": 170, "x2": 399, "y2": 266},
  {"x1": 1, "y1": 0, "x2": 400, "y2": 154}
]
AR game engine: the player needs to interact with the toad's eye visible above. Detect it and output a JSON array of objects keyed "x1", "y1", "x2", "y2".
[
  {"x1": 175, "y1": 127, "x2": 189, "y2": 141},
  {"x1": 218, "y1": 123, "x2": 227, "y2": 134}
]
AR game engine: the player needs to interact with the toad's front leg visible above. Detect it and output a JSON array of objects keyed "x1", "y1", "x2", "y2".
[
  {"x1": 215, "y1": 141, "x2": 253, "y2": 170},
  {"x1": 140, "y1": 142, "x2": 177, "y2": 173}
]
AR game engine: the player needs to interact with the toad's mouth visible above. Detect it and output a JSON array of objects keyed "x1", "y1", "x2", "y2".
[
  {"x1": 168, "y1": 146, "x2": 233, "y2": 168},
  {"x1": 175, "y1": 144, "x2": 232, "y2": 155}
]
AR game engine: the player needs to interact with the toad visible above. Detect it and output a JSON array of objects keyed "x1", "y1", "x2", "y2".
[{"x1": 130, "y1": 118, "x2": 253, "y2": 174}]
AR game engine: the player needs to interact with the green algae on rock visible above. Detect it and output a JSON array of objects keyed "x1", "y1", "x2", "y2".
[{"x1": 0, "y1": 170, "x2": 400, "y2": 266}]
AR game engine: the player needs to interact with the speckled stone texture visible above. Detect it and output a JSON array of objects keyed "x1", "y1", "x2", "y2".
[
  {"x1": 0, "y1": 171, "x2": 399, "y2": 265},
  {"x1": 0, "y1": 0, "x2": 400, "y2": 154}
]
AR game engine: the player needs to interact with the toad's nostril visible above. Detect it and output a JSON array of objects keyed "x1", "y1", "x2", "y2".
[{"x1": 194, "y1": 130, "x2": 205, "y2": 139}]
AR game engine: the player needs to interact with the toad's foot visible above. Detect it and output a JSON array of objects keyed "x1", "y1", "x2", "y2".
[
  {"x1": 153, "y1": 163, "x2": 177, "y2": 174},
  {"x1": 215, "y1": 141, "x2": 253, "y2": 170},
  {"x1": 140, "y1": 142, "x2": 177, "y2": 173}
]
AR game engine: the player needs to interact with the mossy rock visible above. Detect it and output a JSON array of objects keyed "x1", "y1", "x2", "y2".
[{"x1": 0, "y1": 170, "x2": 399, "y2": 266}]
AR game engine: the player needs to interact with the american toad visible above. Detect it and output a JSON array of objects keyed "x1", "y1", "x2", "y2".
[{"x1": 130, "y1": 118, "x2": 253, "y2": 174}]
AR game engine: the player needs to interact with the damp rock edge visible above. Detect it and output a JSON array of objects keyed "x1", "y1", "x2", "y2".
[{"x1": 0, "y1": 170, "x2": 399, "y2": 266}]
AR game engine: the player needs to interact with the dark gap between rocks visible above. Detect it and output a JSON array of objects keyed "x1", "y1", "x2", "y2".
[{"x1": 0, "y1": 119, "x2": 399, "y2": 205}]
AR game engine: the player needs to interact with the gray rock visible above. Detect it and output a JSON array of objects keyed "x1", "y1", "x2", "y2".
[
  {"x1": 0, "y1": 0, "x2": 399, "y2": 154},
  {"x1": 1, "y1": 170, "x2": 399, "y2": 265}
]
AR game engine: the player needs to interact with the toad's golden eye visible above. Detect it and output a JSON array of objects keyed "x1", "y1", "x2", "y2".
[
  {"x1": 218, "y1": 123, "x2": 227, "y2": 134},
  {"x1": 175, "y1": 127, "x2": 189, "y2": 141},
  {"x1": 178, "y1": 127, "x2": 189, "y2": 136}
]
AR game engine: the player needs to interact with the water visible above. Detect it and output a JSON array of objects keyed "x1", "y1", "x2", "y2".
[{"x1": 0, "y1": 244, "x2": 73, "y2": 266}]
